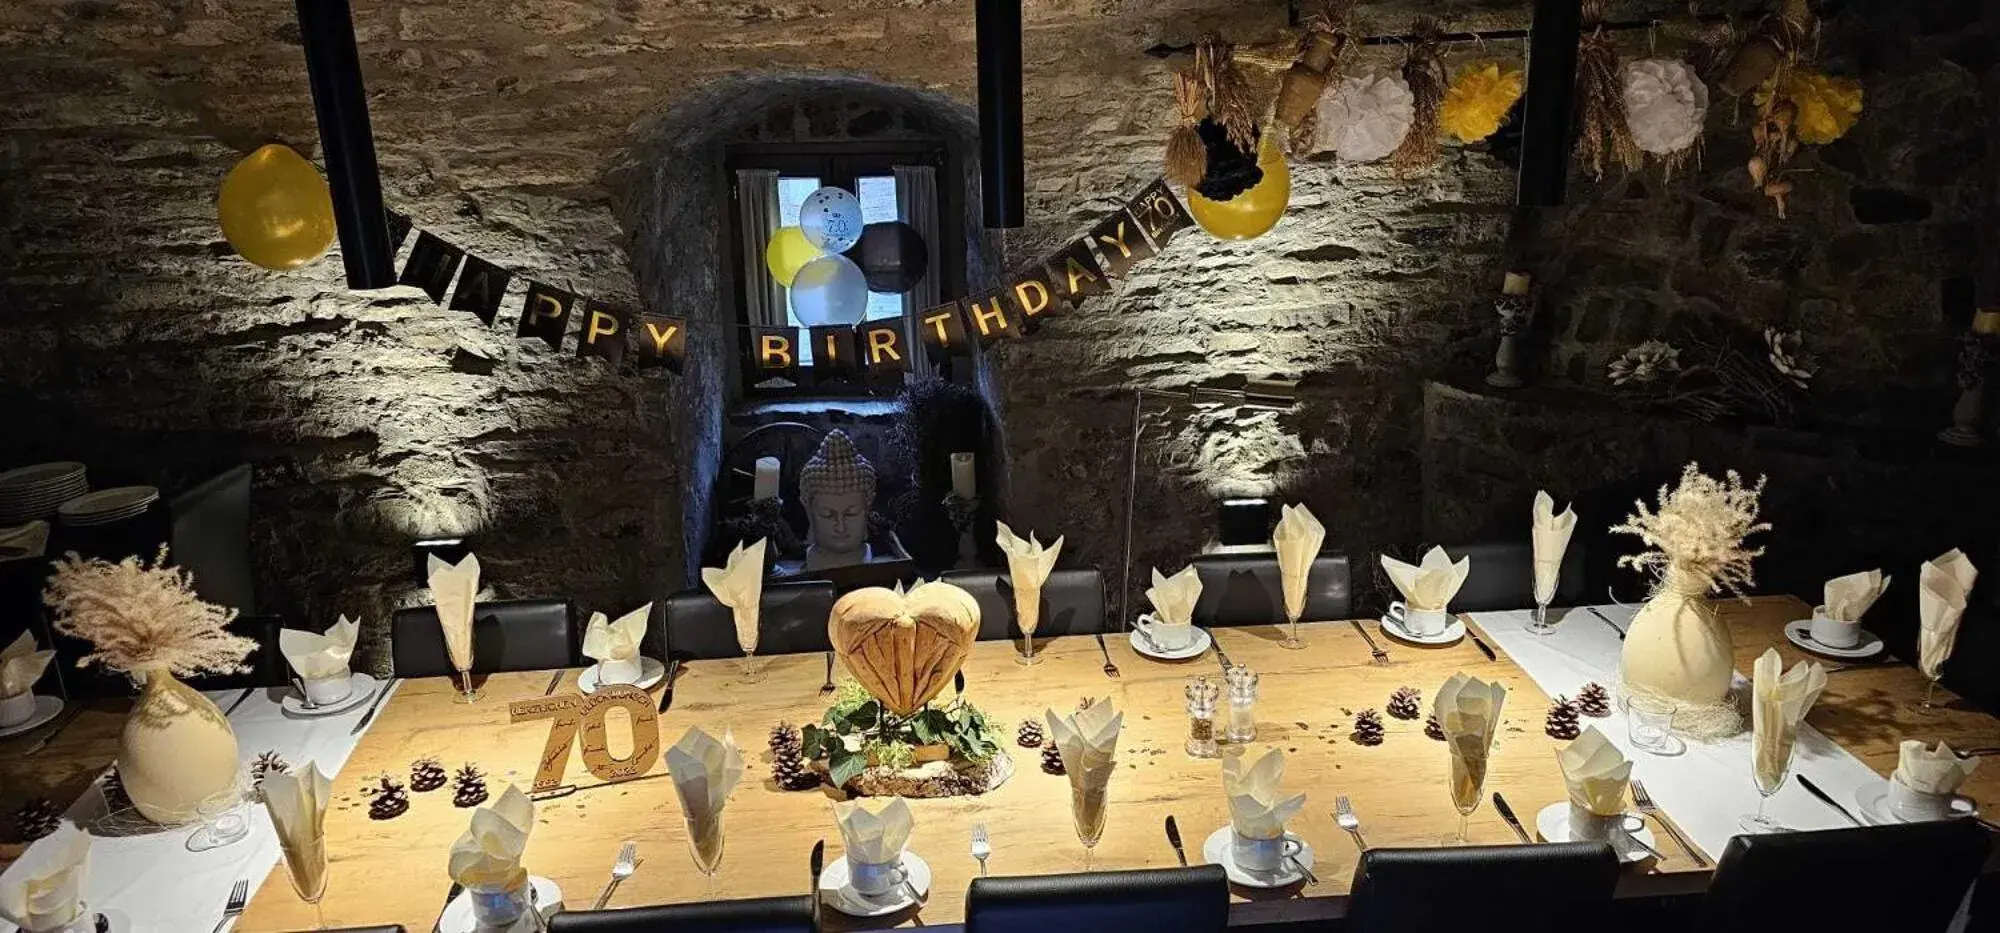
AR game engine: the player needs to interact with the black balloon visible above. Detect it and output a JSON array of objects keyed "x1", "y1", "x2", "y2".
[{"x1": 844, "y1": 221, "x2": 930, "y2": 294}]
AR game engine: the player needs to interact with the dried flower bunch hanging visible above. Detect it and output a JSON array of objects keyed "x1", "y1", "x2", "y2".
[
  {"x1": 1195, "y1": 36, "x2": 1257, "y2": 156},
  {"x1": 1612, "y1": 463, "x2": 1770, "y2": 596},
  {"x1": 1439, "y1": 61, "x2": 1524, "y2": 144},
  {"x1": 1276, "y1": 0, "x2": 1355, "y2": 153},
  {"x1": 1574, "y1": 0, "x2": 1640, "y2": 179},
  {"x1": 1165, "y1": 72, "x2": 1209, "y2": 188},
  {"x1": 1387, "y1": 18, "x2": 1447, "y2": 178},
  {"x1": 45, "y1": 547, "x2": 254, "y2": 679}
]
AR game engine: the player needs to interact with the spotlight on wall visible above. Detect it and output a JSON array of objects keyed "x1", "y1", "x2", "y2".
[
  {"x1": 412, "y1": 537, "x2": 472, "y2": 585},
  {"x1": 1217, "y1": 498, "x2": 1273, "y2": 548}
]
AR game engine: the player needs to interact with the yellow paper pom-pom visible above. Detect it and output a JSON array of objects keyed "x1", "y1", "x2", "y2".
[
  {"x1": 1439, "y1": 62, "x2": 1525, "y2": 144},
  {"x1": 1764, "y1": 70, "x2": 1864, "y2": 145}
]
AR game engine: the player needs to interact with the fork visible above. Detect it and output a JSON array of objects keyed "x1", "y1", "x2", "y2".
[
  {"x1": 970, "y1": 822, "x2": 991, "y2": 876},
  {"x1": 820, "y1": 651, "x2": 836, "y2": 695},
  {"x1": 211, "y1": 878, "x2": 248, "y2": 933},
  {"x1": 593, "y1": 841, "x2": 639, "y2": 909},
  {"x1": 1348, "y1": 620, "x2": 1390, "y2": 665},
  {"x1": 1094, "y1": 634, "x2": 1120, "y2": 679},
  {"x1": 1630, "y1": 780, "x2": 1706, "y2": 868},
  {"x1": 1334, "y1": 795, "x2": 1368, "y2": 851}
]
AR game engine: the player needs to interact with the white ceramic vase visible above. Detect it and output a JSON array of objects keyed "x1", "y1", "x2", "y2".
[
  {"x1": 119, "y1": 665, "x2": 241, "y2": 823},
  {"x1": 1619, "y1": 567, "x2": 1733, "y2": 708}
]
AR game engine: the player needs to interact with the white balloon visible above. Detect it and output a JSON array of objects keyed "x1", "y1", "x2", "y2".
[
  {"x1": 789, "y1": 253, "x2": 869, "y2": 327},
  {"x1": 798, "y1": 186, "x2": 864, "y2": 253}
]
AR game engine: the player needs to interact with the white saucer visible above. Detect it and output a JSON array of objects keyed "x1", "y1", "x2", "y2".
[
  {"x1": 1130, "y1": 626, "x2": 1212, "y2": 661},
  {"x1": 1854, "y1": 782, "x2": 1979, "y2": 826},
  {"x1": 1533, "y1": 803, "x2": 1657, "y2": 863},
  {"x1": 1783, "y1": 621, "x2": 1884, "y2": 660},
  {"x1": 1379, "y1": 614, "x2": 1465, "y2": 647},
  {"x1": 281, "y1": 673, "x2": 379, "y2": 717},
  {"x1": 1200, "y1": 826, "x2": 1315, "y2": 888},
  {"x1": 438, "y1": 876, "x2": 562, "y2": 933},
  {"x1": 578, "y1": 657, "x2": 667, "y2": 694},
  {"x1": 0, "y1": 695, "x2": 65, "y2": 738},
  {"x1": 818, "y1": 852, "x2": 932, "y2": 917}
]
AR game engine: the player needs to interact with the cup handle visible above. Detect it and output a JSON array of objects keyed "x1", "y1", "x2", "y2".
[
  {"x1": 1949, "y1": 795, "x2": 1978, "y2": 817},
  {"x1": 1278, "y1": 837, "x2": 1303, "y2": 858},
  {"x1": 1388, "y1": 602, "x2": 1408, "y2": 622}
]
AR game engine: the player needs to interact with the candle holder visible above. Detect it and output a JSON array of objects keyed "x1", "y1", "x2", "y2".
[
  {"x1": 943, "y1": 493, "x2": 980, "y2": 568},
  {"x1": 1224, "y1": 664, "x2": 1258, "y2": 744},
  {"x1": 1939, "y1": 332, "x2": 1992, "y2": 448},
  {"x1": 1185, "y1": 676, "x2": 1220, "y2": 758},
  {"x1": 1485, "y1": 272, "x2": 1532, "y2": 389}
]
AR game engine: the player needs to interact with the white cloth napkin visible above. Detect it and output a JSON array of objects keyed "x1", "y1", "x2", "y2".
[
  {"x1": 1222, "y1": 748, "x2": 1306, "y2": 840},
  {"x1": 1751, "y1": 648, "x2": 1827, "y2": 789},
  {"x1": 1919, "y1": 549, "x2": 1979, "y2": 679},
  {"x1": 834, "y1": 797, "x2": 914, "y2": 864},
  {"x1": 278, "y1": 616, "x2": 358, "y2": 683},
  {"x1": 1382, "y1": 546, "x2": 1471, "y2": 612},
  {"x1": 262, "y1": 761, "x2": 331, "y2": 901},
  {"x1": 1436, "y1": 673, "x2": 1506, "y2": 807},
  {"x1": 1895, "y1": 740, "x2": 1979, "y2": 795},
  {"x1": 1823, "y1": 569, "x2": 1890, "y2": 622},
  {"x1": 0, "y1": 521, "x2": 49, "y2": 563},
  {"x1": 1272, "y1": 504, "x2": 1326, "y2": 623},
  {"x1": 448, "y1": 785, "x2": 534, "y2": 889},
  {"x1": 995, "y1": 522, "x2": 1063, "y2": 636},
  {"x1": 667, "y1": 726, "x2": 744, "y2": 828},
  {"x1": 1144, "y1": 566, "x2": 1203, "y2": 627},
  {"x1": 581, "y1": 603, "x2": 651, "y2": 664},
  {"x1": 0, "y1": 824, "x2": 90, "y2": 932},
  {"x1": 427, "y1": 553, "x2": 481, "y2": 674},
  {"x1": 0, "y1": 631, "x2": 54, "y2": 699},
  {"x1": 1046, "y1": 698, "x2": 1123, "y2": 792},
  {"x1": 1532, "y1": 492, "x2": 1577, "y2": 607},
  {"x1": 702, "y1": 539, "x2": 767, "y2": 656},
  {"x1": 1557, "y1": 726, "x2": 1632, "y2": 816}
]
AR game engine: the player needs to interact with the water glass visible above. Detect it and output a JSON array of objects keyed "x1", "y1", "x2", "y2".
[{"x1": 1623, "y1": 694, "x2": 1685, "y2": 756}]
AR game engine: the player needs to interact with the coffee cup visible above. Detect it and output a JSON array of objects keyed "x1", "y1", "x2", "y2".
[
  {"x1": 1566, "y1": 804, "x2": 1642, "y2": 842},
  {"x1": 1231, "y1": 830, "x2": 1303, "y2": 874},
  {"x1": 301, "y1": 674, "x2": 353, "y2": 706},
  {"x1": 1387, "y1": 602, "x2": 1448, "y2": 637},
  {"x1": 0, "y1": 689, "x2": 35, "y2": 727},
  {"x1": 1888, "y1": 775, "x2": 1976, "y2": 822},
  {"x1": 597, "y1": 656, "x2": 643, "y2": 686},
  {"x1": 1807, "y1": 605, "x2": 1862, "y2": 649},
  {"x1": 1133, "y1": 614, "x2": 1196, "y2": 652},
  {"x1": 848, "y1": 855, "x2": 910, "y2": 897}
]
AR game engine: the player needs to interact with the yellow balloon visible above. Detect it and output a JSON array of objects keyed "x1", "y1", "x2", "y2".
[
  {"x1": 765, "y1": 226, "x2": 822, "y2": 288},
  {"x1": 1185, "y1": 133, "x2": 1291, "y2": 241},
  {"x1": 217, "y1": 144, "x2": 336, "y2": 271}
]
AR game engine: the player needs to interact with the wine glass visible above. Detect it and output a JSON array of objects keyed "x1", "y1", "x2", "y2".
[
  {"x1": 1445, "y1": 737, "x2": 1488, "y2": 845},
  {"x1": 1920, "y1": 673, "x2": 1945, "y2": 715},
  {"x1": 1740, "y1": 728, "x2": 1798, "y2": 833},
  {"x1": 1526, "y1": 600, "x2": 1556, "y2": 636},
  {"x1": 686, "y1": 813, "x2": 726, "y2": 896},
  {"x1": 453, "y1": 667, "x2": 480, "y2": 704},
  {"x1": 1280, "y1": 605, "x2": 1306, "y2": 651},
  {"x1": 1069, "y1": 781, "x2": 1107, "y2": 871},
  {"x1": 275, "y1": 822, "x2": 329, "y2": 929}
]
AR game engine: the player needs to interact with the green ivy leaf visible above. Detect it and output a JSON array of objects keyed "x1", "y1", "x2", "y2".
[
  {"x1": 828, "y1": 744, "x2": 867, "y2": 788},
  {"x1": 800, "y1": 724, "x2": 826, "y2": 760}
]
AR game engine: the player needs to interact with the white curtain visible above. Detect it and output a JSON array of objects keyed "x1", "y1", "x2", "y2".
[
  {"x1": 735, "y1": 168, "x2": 786, "y2": 327},
  {"x1": 893, "y1": 164, "x2": 941, "y2": 374}
]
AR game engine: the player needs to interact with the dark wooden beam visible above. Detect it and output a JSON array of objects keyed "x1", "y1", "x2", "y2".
[
  {"x1": 296, "y1": 0, "x2": 394, "y2": 288},
  {"x1": 976, "y1": 0, "x2": 1025, "y2": 229}
]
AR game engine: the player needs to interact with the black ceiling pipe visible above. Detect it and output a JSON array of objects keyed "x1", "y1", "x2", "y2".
[
  {"x1": 1515, "y1": 0, "x2": 1582, "y2": 208},
  {"x1": 976, "y1": 0, "x2": 1025, "y2": 229},
  {"x1": 297, "y1": 0, "x2": 395, "y2": 288}
]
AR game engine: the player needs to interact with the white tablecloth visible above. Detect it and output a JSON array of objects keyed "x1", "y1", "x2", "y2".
[
  {"x1": 2, "y1": 679, "x2": 396, "y2": 933},
  {"x1": 1467, "y1": 604, "x2": 1890, "y2": 861}
]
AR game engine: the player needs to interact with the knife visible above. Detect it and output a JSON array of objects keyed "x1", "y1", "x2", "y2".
[
  {"x1": 349, "y1": 680, "x2": 394, "y2": 735},
  {"x1": 1462, "y1": 619, "x2": 1497, "y2": 661},
  {"x1": 656, "y1": 658, "x2": 682, "y2": 712},
  {"x1": 541, "y1": 669, "x2": 565, "y2": 696},
  {"x1": 1587, "y1": 606, "x2": 1627, "y2": 639},
  {"x1": 1798, "y1": 775, "x2": 1863, "y2": 825},
  {"x1": 1164, "y1": 815, "x2": 1188, "y2": 866},
  {"x1": 430, "y1": 881, "x2": 465, "y2": 933},
  {"x1": 23, "y1": 705, "x2": 83, "y2": 757},
  {"x1": 222, "y1": 687, "x2": 255, "y2": 716},
  {"x1": 1492, "y1": 792, "x2": 1533, "y2": 844},
  {"x1": 530, "y1": 772, "x2": 673, "y2": 801},
  {"x1": 809, "y1": 839, "x2": 826, "y2": 929},
  {"x1": 1212, "y1": 640, "x2": 1234, "y2": 673}
]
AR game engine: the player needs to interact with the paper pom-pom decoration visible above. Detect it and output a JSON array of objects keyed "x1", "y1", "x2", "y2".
[
  {"x1": 1771, "y1": 70, "x2": 1863, "y2": 145},
  {"x1": 1439, "y1": 63, "x2": 1523, "y2": 144},
  {"x1": 1314, "y1": 72, "x2": 1414, "y2": 163},
  {"x1": 1623, "y1": 59, "x2": 1710, "y2": 155}
]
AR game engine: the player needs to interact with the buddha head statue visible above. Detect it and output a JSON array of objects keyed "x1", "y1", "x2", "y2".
[{"x1": 798, "y1": 430, "x2": 876, "y2": 569}]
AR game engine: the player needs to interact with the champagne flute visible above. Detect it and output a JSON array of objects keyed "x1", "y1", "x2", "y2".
[
  {"x1": 276, "y1": 823, "x2": 329, "y2": 929},
  {"x1": 1069, "y1": 782, "x2": 1107, "y2": 871},
  {"x1": 735, "y1": 611, "x2": 766, "y2": 684},
  {"x1": 1280, "y1": 604, "x2": 1305, "y2": 651},
  {"x1": 1016, "y1": 590, "x2": 1042, "y2": 666},
  {"x1": 1526, "y1": 600, "x2": 1555, "y2": 636},
  {"x1": 1445, "y1": 737, "x2": 1488, "y2": 845},
  {"x1": 454, "y1": 667, "x2": 480, "y2": 704},
  {"x1": 1920, "y1": 673, "x2": 1945, "y2": 715},
  {"x1": 1740, "y1": 727, "x2": 1798, "y2": 833},
  {"x1": 686, "y1": 813, "x2": 726, "y2": 896}
]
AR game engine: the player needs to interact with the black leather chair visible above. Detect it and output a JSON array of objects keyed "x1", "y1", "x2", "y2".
[
  {"x1": 1692, "y1": 821, "x2": 1989, "y2": 933},
  {"x1": 965, "y1": 865, "x2": 1229, "y2": 933},
  {"x1": 661, "y1": 581, "x2": 837, "y2": 660},
  {"x1": 169, "y1": 464, "x2": 255, "y2": 615},
  {"x1": 1345, "y1": 843, "x2": 1621, "y2": 933},
  {"x1": 1188, "y1": 553, "x2": 1351, "y2": 626},
  {"x1": 1436, "y1": 540, "x2": 1586, "y2": 613},
  {"x1": 548, "y1": 895, "x2": 813, "y2": 933},
  {"x1": 941, "y1": 567, "x2": 1106, "y2": 640},
  {"x1": 391, "y1": 599, "x2": 576, "y2": 678}
]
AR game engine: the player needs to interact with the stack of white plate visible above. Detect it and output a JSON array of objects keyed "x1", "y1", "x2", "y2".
[
  {"x1": 0, "y1": 462, "x2": 88, "y2": 525},
  {"x1": 58, "y1": 486, "x2": 159, "y2": 527}
]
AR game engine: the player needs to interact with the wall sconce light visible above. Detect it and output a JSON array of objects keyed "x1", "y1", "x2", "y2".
[
  {"x1": 1217, "y1": 498, "x2": 1273, "y2": 548},
  {"x1": 412, "y1": 537, "x2": 472, "y2": 585}
]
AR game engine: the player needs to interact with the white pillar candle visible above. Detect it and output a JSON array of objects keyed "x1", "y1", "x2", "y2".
[
  {"x1": 950, "y1": 452, "x2": 977, "y2": 500},
  {"x1": 753, "y1": 457, "x2": 781, "y2": 501}
]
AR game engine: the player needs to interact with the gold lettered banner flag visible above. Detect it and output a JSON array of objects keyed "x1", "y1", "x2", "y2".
[
  {"x1": 748, "y1": 325, "x2": 800, "y2": 378},
  {"x1": 518, "y1": 281, "x2": 577, "y2": 351},
  {"x1": 960, "y1": 292, "x2": 1022, "y2": 346},
  {"x1": 1046, "y1": 239, "x2": 1111, "y2": 306},
  {"x1": 858, "y1": 318, "x2": 908, "y2": 380},
  {"x1": 917, "y1": 301, "x2": 970, "y2": 357},
  {"x1": 577, "y1": 302, "x2": 629, "y2": 366},
  {"x1": 1127, "y1": 178, "x2": 1195, "y2": 250},
  {"x1": 809, "y1": 325, "x2": 860, "y2": 381},
  {"x1": 636, "y1": 314, "x2": 687, "y2": 372},
  {"x1": 449, "y1": 254, "x2": 512, "y2": 325},
  {"x1": 1088, "y1": 211, "x2": 1156, "y2": 278},
  {"x1": 398, "y1": 231, "x2": 464, "y2": 303},
  {"x1": 1005, "y1": 266, "x2": 1061, "y2": 332}
]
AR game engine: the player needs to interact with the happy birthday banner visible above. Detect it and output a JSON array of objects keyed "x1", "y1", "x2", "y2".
[{"x1": 376, "y1": 177, "x2": 1195, "y2": 388}]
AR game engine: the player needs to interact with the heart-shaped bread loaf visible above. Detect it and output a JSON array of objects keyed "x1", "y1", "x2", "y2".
[{"x1": 829, "y1": 581, "x2": 981, "y2": 717}]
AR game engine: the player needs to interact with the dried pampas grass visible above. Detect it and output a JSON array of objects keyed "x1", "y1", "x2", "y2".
[
  {"x1": 1575, "y1": 1, "x2": 1640, "y2": 179},
  {"x1": 1612, "y1": 464, "x2": 1770, "y2": 597},
  {"x1": 1387, "y1": 19, "x2": 1446, "y2": 178},
  {"x1": 1166, "y1": 72, "x2": 1208, "y2": 188},
  {"x1": 46, "y1": 547, "x2": 255, "y2": 679}
]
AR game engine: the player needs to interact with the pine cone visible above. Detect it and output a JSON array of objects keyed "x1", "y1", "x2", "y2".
[
  {"x1": 411, "y1": 757, "x2": 448, "y2": 792},
  {"x1": 1546, "y1": 698, "x2": 1581, "y2": 740},
  {"x1": 1387, "y1": 686, "x2": 1422, "y2": 720},
  {"x1": 769, "y1": 722, "x2": 817, "y2": 791},
  {"x1": 13, "y1": 798, "x2": 61, "y2": 842},
  {"x1": 1576, "y1": 683, "x2": 1612, "y2": 718},
  {"x1": 1016, "y1": 720, "x2": 1045, "y2": 748},
  {"x1": 770, "y1": 722, "x2": 802, "y2": 756},
  {"x1": 1040, "y1": 741, "x2": 1066, "y2": 775},
  {"x1": 1351, "y1": 709, "x2": 1386, "y2": 746},
  {"x1": 1424, "y1": 712, "x2": 1445, "y2": 741},
  {"x1": 365, "y1": 774, "x2": 409, "y2": 821},
  {"x1": 252, "y1": 751, "x2": 290, "y2": 791},
  {"x1": 452, "y1": 764, "x2": 489, "y2": 808},
  {"x1": 101, "y1": 766, "x2": 133, "y2": 812}
]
